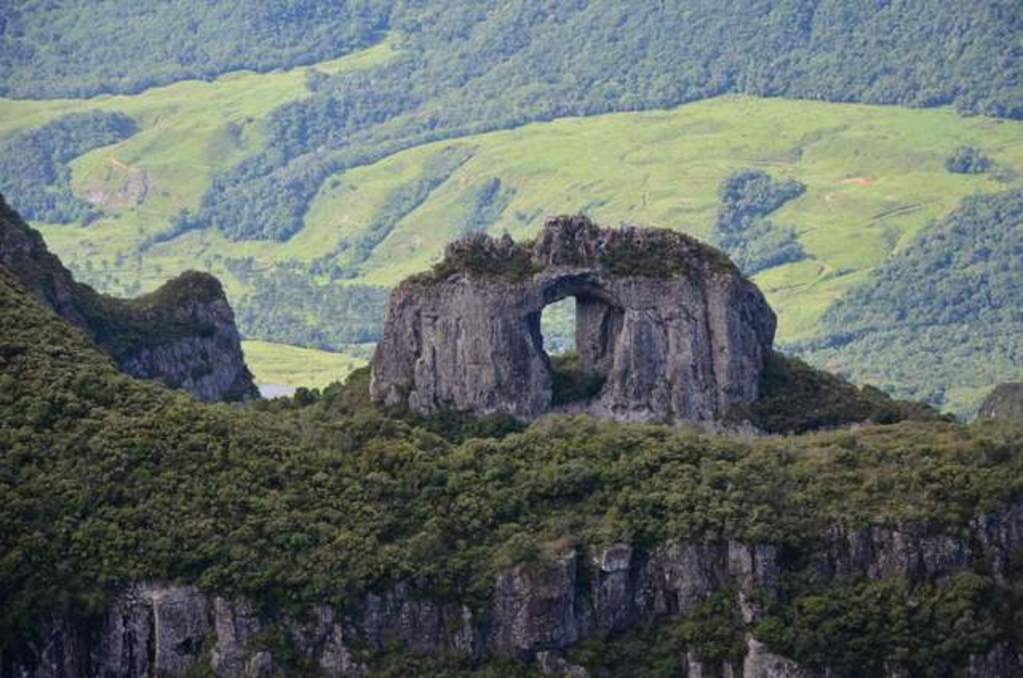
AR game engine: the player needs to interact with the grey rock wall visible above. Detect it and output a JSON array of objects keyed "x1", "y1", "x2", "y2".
[
  {"x1": 0, "y1": 194, "x2": 257, "y2": 402},
  {"x1": 5, "y1": 503, "x2": 1021, "y2": 677},
  {"x1": 371, "y1": 216, "x2": 775, "y2": 423},
  {"x1": 108, "y1": 272, "x2": 259, "y2": 402}
]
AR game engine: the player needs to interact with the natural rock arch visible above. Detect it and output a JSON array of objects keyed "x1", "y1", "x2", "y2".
[{"x1": 370, "y1": 215, "x2": 776, "y2": 423}]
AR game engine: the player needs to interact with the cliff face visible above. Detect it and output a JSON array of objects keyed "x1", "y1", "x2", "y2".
[
  {"x1": 0, "y1": 194, "x2": 257, "y2": 402},
  {"x1": 5, "y1": 504, "x2": 1021, "y2": 678},
  {"x1": 978, "y1": 383, "x2": 1023, "y2": 424},
  {"x1": 371, "y1": 216, "x2": 776, "y2": 423}
]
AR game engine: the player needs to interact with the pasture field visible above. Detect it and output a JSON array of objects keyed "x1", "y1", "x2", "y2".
[
  {"x1": 2, "y1": 52, "x2": 1022, "y2": 391},
  {"x1": 242, "y1": 340, "x2": 369, "y2": 393}
]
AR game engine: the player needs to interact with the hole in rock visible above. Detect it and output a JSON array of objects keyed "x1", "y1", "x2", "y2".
[
  {"x1": 540, "y1": 294, "x2": 620, "y2": 407},
  {"x1": 540, "y1": 297, "x2": 576, "y2": 356}
]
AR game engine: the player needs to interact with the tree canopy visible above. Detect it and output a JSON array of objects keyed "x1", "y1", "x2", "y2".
[{"x1": 796, "y1": 190, "x2": 1023, "y2": 414}]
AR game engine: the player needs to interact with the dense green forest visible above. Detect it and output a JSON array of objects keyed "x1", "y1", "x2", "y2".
[
  {"x1": 0, "y1": 1, "x2": 390, "y2": 98},
  {"x1": 713, "y1": 170, "x2": 806, "y2": 275},
  {"x1": 0, "y1": 112, "x2": 138, "y2": 223},
  {"x1": 1, "y1": 262, "x2": 1021, "y2": 674},
  {"x1": 228, "y1": 260, "x2": 390, "y2": 350},
  {"x1": 798, "y1": 190, "x2": 1023, "y2": 414},
  {"x1": 175, "y1": 0, "x2": 1023, "y2": 242}
]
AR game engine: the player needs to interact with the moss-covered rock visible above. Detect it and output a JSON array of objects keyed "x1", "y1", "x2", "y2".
[{"x1": 0, "y1": 194, "x2": 257, "y2": 401}]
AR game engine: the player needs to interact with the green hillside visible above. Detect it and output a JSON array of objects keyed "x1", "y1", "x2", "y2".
[
  {"x1": 242, "y1": 340, "x2": 369, "y2": 394},
  {"x1": 4, "y1": 91, "x2": 1020, "y2": 339},
  {"x1": 1, "y1": 261, "x2": 1022, "y2": 675},
  {"x1": 1, "y1": 0, "x2": 1021, "y2": 408},
  {"x1": 2, "y1": 75, "x2": 1022, "y2": 405},
  {"x1": 802, "y1": 190, "x2": 1023, "y2": 416}
]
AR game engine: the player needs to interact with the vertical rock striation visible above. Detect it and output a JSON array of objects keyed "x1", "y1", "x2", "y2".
[
  {"x1": 371, "y1": 215, "x2": 776, "y2": 423},
  {"x1": 4, "y1": 504, "x2": 1021, "y2": 677}
]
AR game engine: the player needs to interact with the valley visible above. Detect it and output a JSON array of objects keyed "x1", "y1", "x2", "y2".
[
  {"x1": 2, "y1": 55, "x2": 1022, "y2": 409},
  {"x1": 2, "y1": 3, "x2": 1023, "y2": 673}
]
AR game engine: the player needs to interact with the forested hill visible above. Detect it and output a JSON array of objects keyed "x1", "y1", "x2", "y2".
[
  {"x1": 0, "y1": 1, "x2": 390, "y2": 98},
  {"x1": 6, "y1": 1, "x2": 1020, "y2": 114},
  {"x1": 4, "y1": 1, "x2": 1019, "y2": 243},
  {"x1": 798, "y1": 190, "x2": 1023, "y2": 414},
  {"x1": 189, "y1": 0, "x2": 1023, "y2": 242},
  {"x1": 2, "y1": 234, "x2": 1023, "y2": 676}
]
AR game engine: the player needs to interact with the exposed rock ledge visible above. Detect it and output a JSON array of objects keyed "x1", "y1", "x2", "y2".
[
  {"x1": 4, "y1": 504, "x2": 1021, "y2": 677},
  {"x1": 371, "y1": 216, "x2": 776, "y2": 423},
  {"x1": 0, "y1": 194, "x2": 257, "y2": 402}
]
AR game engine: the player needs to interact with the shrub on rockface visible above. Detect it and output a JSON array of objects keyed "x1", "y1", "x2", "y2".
[{"x1": 549, "y1": 351, "x2": 606, "y2": 407}]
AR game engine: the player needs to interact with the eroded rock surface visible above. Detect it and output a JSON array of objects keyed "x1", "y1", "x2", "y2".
[
  {"x1": 0, "y1": 194, "x2": 257, "y2": 401},
  {"x1": 978, "y1": 382, "x2": 1023, "y2": 424},
  {"x1": 6, "y1": 504, "x2": 1020, "y2": 677},
  {"x1": 371, "y1": 215, "x2": 776, "y2": 422}
]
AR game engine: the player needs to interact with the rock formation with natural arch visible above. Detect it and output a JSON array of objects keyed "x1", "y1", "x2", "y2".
[{"x1": 370, "y1": 215, "x2": 776, "y2": 423}]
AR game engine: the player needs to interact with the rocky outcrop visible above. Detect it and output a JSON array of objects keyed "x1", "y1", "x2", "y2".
[
  {"x1": 977, "y1": 382, "x2": 1023, "y2": 424},
  {"x1": 743, "y1": 638, "x2": 816, "y2": 678},
  {"x1": 0, "y1": 194, "x2": 257, "y2": 401},
  {"x1": 371, "y1": 215, "x2": 776, "y2": 423},
  {"x1": 98, "y1": 271, "x2": 260, "y2": 402},
  {"x1": 5, "y1": 504, "x2": 1021, "y2": 677}
]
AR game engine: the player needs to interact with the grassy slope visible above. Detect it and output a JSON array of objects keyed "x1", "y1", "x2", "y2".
[
  {"x1": 0, "y1": 38, "x2": 395, "y2": 295},
  {"x1": 242, "y1": 340, "x2": 367, "y2": 391},
  {"x1": 1, "y1": 55, "x2": 1022, "y2": 390},
  {"x1": 315, "y1": 97, "x2": 1022, "y2": 340}
]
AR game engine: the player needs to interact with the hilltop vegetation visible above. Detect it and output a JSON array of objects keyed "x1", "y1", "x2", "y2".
[{"x1": 1, "y1": 263, "x2": 1022, "y2": 673}]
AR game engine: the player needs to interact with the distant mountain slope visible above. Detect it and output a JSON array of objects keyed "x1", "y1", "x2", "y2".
[
  {"x1": 6, "y1": 2, "x2": 1019, "y2": 241},
  {"x1": 8, "y1": 0, "x2": 1020, "y2": 114},
  {"x1": 0, "y1": 195, "x2": 257, "y2": 401},
  {"x1": 188, "y1": 0, "x2": 1023, "y2": 243},
  {"x1": 799, "y1": 190, "x2": 1023, "y2": 415},
  {"x1": 12, "y1": 95, "x2": 1017, "y2": 347},
  {"x1": 0, "y1": 0, "x2": 389, "y2": 98}
]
